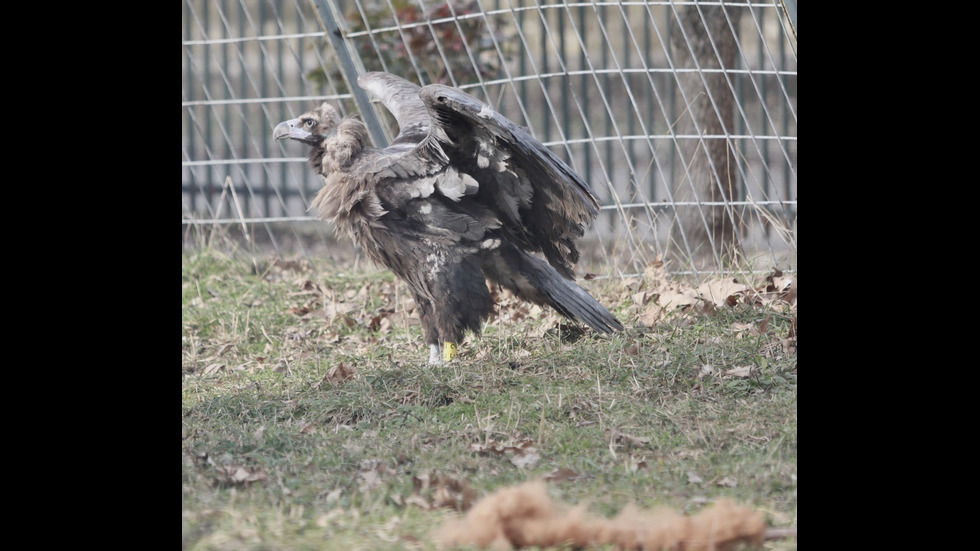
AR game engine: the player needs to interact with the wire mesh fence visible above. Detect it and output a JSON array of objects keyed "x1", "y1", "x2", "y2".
[{"x1": 182, "y1": 0, "x2": 797, "y2": 278}]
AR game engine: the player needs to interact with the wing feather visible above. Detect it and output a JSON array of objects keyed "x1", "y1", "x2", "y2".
[
  {"x1": 357, "y1": 72, "x2": 429, "y2": 145},
  {"x1": 415, "y1": 84, "x2": 601, "y2": 278},
  {"x1": 356, "y1": 73, "x2": 603, "y2": 279}
]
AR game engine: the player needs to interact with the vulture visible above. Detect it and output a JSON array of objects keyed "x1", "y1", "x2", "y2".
[{"x1": 274, "y1": 72, "x2": 623, "y2": 364}]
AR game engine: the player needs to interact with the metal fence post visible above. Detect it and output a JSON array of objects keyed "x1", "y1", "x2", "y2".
[{"x1": 309, "y1": 0, "x2": 390, "y2": 148}]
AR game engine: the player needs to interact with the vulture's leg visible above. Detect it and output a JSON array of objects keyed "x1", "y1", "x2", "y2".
[
  {"x1": 409, "y1": 291, "x2": 444, "y2": 365},
  {"x1": 425, "y1": 257, "x2": 494, "y2": 364}
]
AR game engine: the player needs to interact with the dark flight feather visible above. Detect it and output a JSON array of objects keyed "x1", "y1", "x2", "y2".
[{"x1": 274, "y1": 72, "x2": 623, "y2": 363}]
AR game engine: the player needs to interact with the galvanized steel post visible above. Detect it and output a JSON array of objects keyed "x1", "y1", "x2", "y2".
[{"x1": 309, "y1": 0, "x2": 390, "y2": 148}]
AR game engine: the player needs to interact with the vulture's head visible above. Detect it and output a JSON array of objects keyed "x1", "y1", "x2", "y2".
[{"x1": 273, "y1": 102, "x2": 342, "y2": 146}]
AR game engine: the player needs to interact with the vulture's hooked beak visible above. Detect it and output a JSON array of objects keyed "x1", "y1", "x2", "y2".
[{"x1": 273, "y1": 118, "x2": 316, "y2": 144}]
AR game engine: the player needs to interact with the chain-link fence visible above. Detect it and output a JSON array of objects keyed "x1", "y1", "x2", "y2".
[{"x1": 182, "y1": 0, "x2": 797, "y2": 277}]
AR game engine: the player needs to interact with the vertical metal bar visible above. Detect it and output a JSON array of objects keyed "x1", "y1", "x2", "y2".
[
  {"x1": 221, "y1": 0, "x2": 232, "y2": 214},
  {"x1": 600, "y1": 4, "x2": 614, "y2": 230},
  {"x1": 559, "y1": 5, "x2": 569, "y2": 163},
  {"x1": 734, "y1": 15, "x2": 744, "y2": 205},
  {"x1": 310, "y1": 0, "x2": 390, "y2": 148},
  {"x1": 203, "y1": 1, "x2": 214, "y2": 211},
  {"x1": 622, "y1": 9, "x2": 635, "y2": 202},
  {"x1": 780, "y1": 11, "x2": 791, "y2": 221},
  {"x1": 665, "y1": 5, "x2": 675, "y2": 195},
  {"x1": 759, "y1": 8, "x2": 770, "y2": 230},
  {"x1": 736, "y1": 42, "x2": 745, "y2": 203},
  {"x1": 259, "y1": 1, "x2": 270, "y2": 217},
  {"x1": 780, "y1": 0, "x2": 797, "y2": 39},
  {"x1": 644, "y1": 8, "x2": 655, "y2": 202},
  {"x1": 221, "y1": 0, "x2": 233, "y2": 216},
  {"x1": 299, "y1": 1, "x2": 312, "y2": 207},
  {"x1": 541, "y1": 4, "x2": 551, "y2": 144},
  {"x1": 519, "y1": 5, "x2": 527, "y2": 125},
  {"x1": 239, "y1": 6, "x2": 250, "y2": 217},
  {"x1": 579, "y1": 4, "x2": 591, "y2": 195},
  {"x1": 278, "y1": 2, "x2": 288, "y2": 215},
  {"x1": 185, "y1": 2, "x2": 196, "y2": 215}
]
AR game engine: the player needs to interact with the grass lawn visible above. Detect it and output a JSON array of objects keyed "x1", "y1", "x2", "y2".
[{"x1": 182, "y1": 247, "x2": 797, "y2": 550}]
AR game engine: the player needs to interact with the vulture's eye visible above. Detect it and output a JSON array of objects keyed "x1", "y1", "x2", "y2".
[{"x1": 304, "y1": 119, "x2": 316, "y2": 128}]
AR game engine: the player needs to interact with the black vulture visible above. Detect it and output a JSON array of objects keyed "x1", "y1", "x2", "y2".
[{"x1": 274, "y1": 72, "x2": 623, "y2": 364}]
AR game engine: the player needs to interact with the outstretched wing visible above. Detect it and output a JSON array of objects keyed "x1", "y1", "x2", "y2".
[
  {"x1": 356, "y1": 73, "x2": 601, "y2": 279},
  {"x1": 357, "y1": 72, "x2": 429, "y2": 146},
  {"x1": 415, "y1": 84, "x2": 600, "y2": 279}
]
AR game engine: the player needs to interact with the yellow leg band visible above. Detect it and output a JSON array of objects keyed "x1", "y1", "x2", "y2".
[{"x1": 443, "y1": 342, "x2": 458, "y2": 362}]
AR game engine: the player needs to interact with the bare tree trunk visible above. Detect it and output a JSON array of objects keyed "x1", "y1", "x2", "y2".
[{"x1": 670, "y1": 4, "x2": 743, "y2": 270}]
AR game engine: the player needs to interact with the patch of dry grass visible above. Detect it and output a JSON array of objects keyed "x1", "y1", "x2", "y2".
[{"x1": 182, "y1": 248, "x2": 797, "y2": 550}]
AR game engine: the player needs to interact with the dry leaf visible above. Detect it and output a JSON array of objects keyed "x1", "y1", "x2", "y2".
[
  {"x1": 368, "y1": 315, "x2": 381, "y2": 331},
  {"x1": 359, "y1": 469, "x2": 382, "y2": 489},
  {"x1": 405, "y1": 493, "x2": 432, "y2": 510},
  {"x1": 202, "y1": 363, "x2": 225, "y2": 376},
  {"x1": 324, "y1": 488, "x2": 343, "y2": 505},
  {"x1": 608, "y1": 428, "x2": 650, "y2": 448},
  {"x1": 297, "y1": 278, "x2": 321, "y2": 291},
  {"x1": 315, "y1": 508, "x2": 346, "y2": 527},
  {"x1": 622, "y1": 277, "x2": 645, "y2": 292},
  {"x1": 470, "y1": 443, "x2": 499, "y2": 455},
  {"x1": 433, "y1": 485, "x2": 463, "y2": 509},
  {"x1": 639, "y1": 302, "x2": 664, "y2": 326},
  {"x1": 543, "y1": 467, "x2": 581, "y2": 482},
  {"x1": 410, "y1": 474, "x2": 476, "y2": 511},
  {"x1": 770, "y1": 275, "x2": 793, "y2": 292},
  {"x1": 413, "y1": 473, "x2": 433, "y2": 492},
  {"x1": 658, "y1": 289, "x2": 700, "y2": 309},
  {"x1": 643, "y1": 256, "x2": 666, "y2": 280},
  {"x1": 325, "y1": 363, "x2": 355, "y2": 385},
  {"x1": 723, "y1": 366, "x2": 754, "y2": 378},
  {"x1": 698, "y1": 278, "x2": 750, "y2": 307},
  {"x1": 781, "y1": 338, "x2": 796, "y2": 354},
  {"x1": 510, "y1": 447, "x2": 540, "y2": 469},
  {"x1": 216, "y1": 342, "x2": 236, "y2": 356},
  {"x1": 627, "y1": 455, "x2": 648, "y2": 473},
  {"x1": 215, "y1": 465, "x2": 267, "y2": 485},
  {"x1": 762, "y1": 271, "x2": 797, "y2": 306}
]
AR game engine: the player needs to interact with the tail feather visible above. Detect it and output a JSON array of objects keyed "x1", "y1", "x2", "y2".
[
  {"x1": 545, "y1": 277, "x2": 624, "y2": 333},
  {"x1": 484, "y1": 246, "x2": 624, "y2": 333}
]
